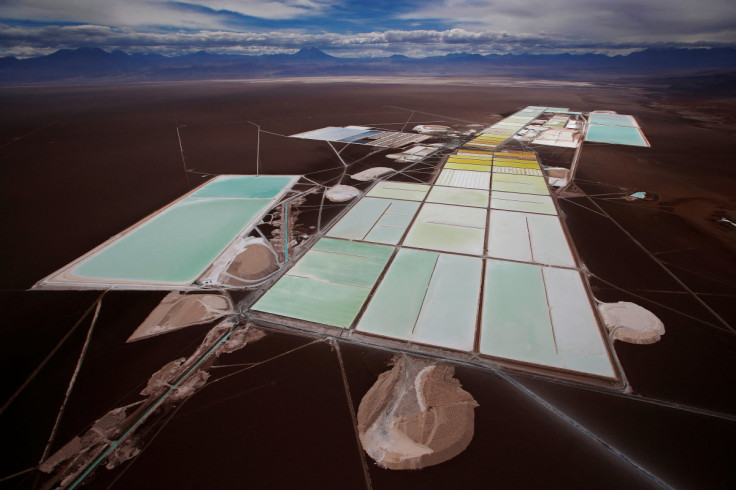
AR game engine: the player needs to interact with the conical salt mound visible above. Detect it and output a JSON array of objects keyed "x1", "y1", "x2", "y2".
[{"x1": 357, "y1": 355, "x2": 478, "y2": 470}]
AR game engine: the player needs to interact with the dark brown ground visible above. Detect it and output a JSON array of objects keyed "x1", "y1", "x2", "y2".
[{"x1": 0, "y1": 80, "x2": 734, "y2": 489}]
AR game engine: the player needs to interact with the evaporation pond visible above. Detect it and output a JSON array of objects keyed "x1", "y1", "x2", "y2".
[
  {"x1": 326, "y1": 197, "x2": 420, "y2": 245},
  {"x1": 585, "y1": 124, "x2": 649, "y2": 147},
  {"x1": 587, "y1": 113, "x2": 638, "y2": 127},
  {"x1": 40, "y1": 175, "x2": 298, "y2": 287},
  {"x1": 358, "y1": 249, "x2": 481, "y2": 351},
  {"x1": 252, "y1": 238, "x2": 393, "y2": 328},
  {"x1": 403, "y1": 203, "x2": 487, "y2": 256},
  {"x1": 480, "y1": 259, "x2": 615, "y2": 378}
]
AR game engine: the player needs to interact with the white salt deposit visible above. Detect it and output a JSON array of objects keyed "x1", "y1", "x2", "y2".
[
  {"x1": 351, "y1": 167, "x2": 394, "y2": 181},
  {"x1": 598, "y1": 301, "x2": 665, "y2": 344},
  {"x1": 325, "y1": 184, "x2": 360, "y2": 202}
]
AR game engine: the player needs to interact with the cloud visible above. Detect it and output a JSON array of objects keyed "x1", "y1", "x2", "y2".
[
  {"x1": 1, "y1": 0, "x2": 734, "y2": 58},
  {"x1": 0, "y1": 0, "x2": 333, "y2": 28},
  {"x1": 191, "y1": 0, "x2": 332, "y2": 18},
  {"x1": 399, "y1": 0, "x2": 736, "y2": 44},
  {"x1": 1, "y1": 23, "x2": 731, "y2": 59}
]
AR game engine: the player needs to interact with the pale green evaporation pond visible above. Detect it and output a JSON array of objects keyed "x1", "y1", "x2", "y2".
[
  {"x1": 487, "y1": 210, "x2": 576, "y2": 268},
  {"x1": 357, "y1": 249, "x2": 481, "y2": 351},
  {"x1": 491, "y1": 174, "x2": 550, "y2": 196},
  {"x1": 490, "y1": 191, "x2": 556, "y2": 215},
  {"x1": 403, "y1": 203, "x2": 487, "y2": 256},
  {"x1": 481, "y1": 259, "x2": 615, "y2": 378},
  {"x1": 253, "y1": 238, "x2": 393, "y2": 328},
  {"x1": 427, "y1": 186, "x2": 489, "y2": 208},
  {"x1": 326, "y1": 197, "x2": 420, "y2": 245},
  {"x1": 366, "y1": 181, "x2": 430, "y2": 201}
]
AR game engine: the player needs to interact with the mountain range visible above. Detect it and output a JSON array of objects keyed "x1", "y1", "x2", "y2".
[{"x1": 1, "y1": 46, "x2": 735, "y2": 86}]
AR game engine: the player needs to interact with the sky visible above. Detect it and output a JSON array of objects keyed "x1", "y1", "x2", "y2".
[{"x1": 1, "y1": 0, "x2": 735, "y2": 58}]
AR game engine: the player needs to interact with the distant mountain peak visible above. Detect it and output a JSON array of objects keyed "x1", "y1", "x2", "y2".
[
  {"x1": 47, "y1": 46, "x2": 109, "y2": 58},
  {"x1": 75, "y1": 46, "x2": 107, "y2": 53},
  {"x1": 293, "y1": 47, "x2": 333, "y2": 59}
]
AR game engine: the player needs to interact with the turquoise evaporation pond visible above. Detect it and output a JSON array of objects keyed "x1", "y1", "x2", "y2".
[
  {"x1": 190, "y1": 175, "x2": 297, "y2": 199},
  {"x1": 588, "y1": 113, "x2": 637, "y2": 127},
  {"x1": 585, "y1": 124, "x2": 648, "y2": 147},
  {"x1": 72, "y1": 175, "x2": 295, "y2": 284}
]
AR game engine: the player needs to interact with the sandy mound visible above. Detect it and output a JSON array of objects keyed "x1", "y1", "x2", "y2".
[
  {"x1": 357, "y1": 355, "x2": 478, "y2": 470},
  {"x1": 225, "y1": 242, "x2": 279, "y2": 281},
  {"x1": 127, "y1": 292, "x2": 232, "y2": 342}
]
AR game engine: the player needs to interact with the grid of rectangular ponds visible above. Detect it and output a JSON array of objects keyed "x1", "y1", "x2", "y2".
[{"x1": 254, "y1": 108, "x2": 617, "y2": 379}]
